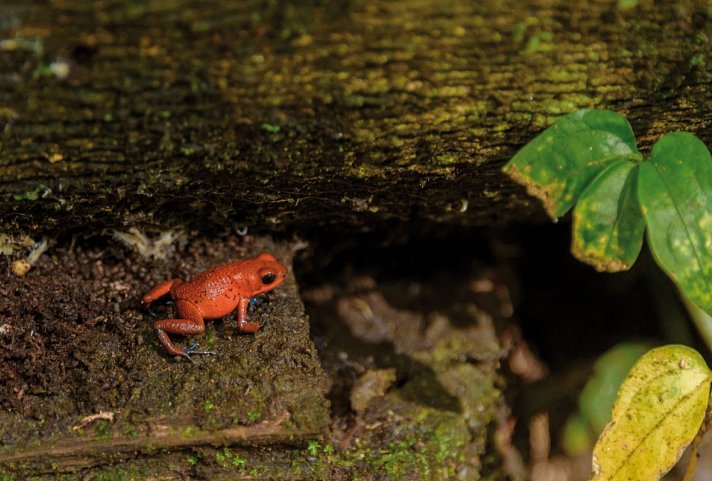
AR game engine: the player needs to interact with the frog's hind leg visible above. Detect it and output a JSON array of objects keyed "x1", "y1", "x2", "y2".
[
  {"x1": 154, "y1": 299, "x2": 215, "y2": 362},
  {"x1": 142, "y1": 278, "x2": 184, "y2": 304}
]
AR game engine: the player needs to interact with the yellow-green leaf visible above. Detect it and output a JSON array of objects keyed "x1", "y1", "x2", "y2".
[
  {"x1": 503, "y1": 109, "x2": 640, "y2": 219},
  {"x1": 563, "y1": 342, "x2": 653, "y2": 455},
  {"x1": 572, "y1": 160, "x2": 645, "y2": 272},
  {"x1": 637, "y1": 132, "x2": 712, "y2": 313},
  {"x1": 590, "y1": 345, "x2": 712, "y2": 481}
]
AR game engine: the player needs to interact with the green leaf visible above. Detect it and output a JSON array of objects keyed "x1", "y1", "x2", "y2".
[
  {"x1": 562, "y1": 413, "x2": 592, "y2": 455},
  {"x1": 563, "y1": 342, "x2": 652, "y2": 455},
  {"x1": 579, "y1": 342, "x2": 652, "y2": 435},
  {"x1": 572, "y1": 159, "x2": 645, "y2": 272},
  {"x1": 503, "y1": 109, "x2": 640, "y2": 219},
  {"x1": 638, "y1": 132, "x2": 712, "y2": 313},
  {"x1": 590, "y1": 345, "x2": 712, "y2": 481}
]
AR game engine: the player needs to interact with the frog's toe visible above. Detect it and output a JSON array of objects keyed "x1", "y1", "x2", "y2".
[
  {"x1": 184, "y1": 342, "x2": 217, "y2": 356},
  {"x1": 179, "y1": 351, "x2": 197, "y2": 364}
]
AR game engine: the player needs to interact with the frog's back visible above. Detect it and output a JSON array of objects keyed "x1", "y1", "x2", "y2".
[{"x1": 174, "y1": 260, "x2": 248, "y2": 307}]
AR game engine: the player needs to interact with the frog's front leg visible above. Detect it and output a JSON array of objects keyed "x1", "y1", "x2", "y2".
[
  {"x1": 236, "y1": 297, "x2": 261, "y2": 333},
  {"x1": 154, "y1": 299, "x2": 215, "y2": 362},
  {"x1": 143, "y1": 278, "x2": 184, "y2": 304}
]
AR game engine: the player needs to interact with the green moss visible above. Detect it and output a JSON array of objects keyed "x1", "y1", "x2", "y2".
[
  {"x1": 180, "y1": 425, "x2": 198, "y2": 439},
  {"x1": 690, "y1": 54, "x2": 705, "y2": 67},
  {"x1": 80, "y1": 465, "x2": 149, "y2": 481},
  {"x1": 544, "y1": 96, "x2": 593, "y2": 115},
  {"x1": 343, "y1": 94, "x2": 365, "y2": 108},
  {"x1": 306, "y1": 440, "x2": 320, "y2": 457},
  {"x1": 373, "y1": 438, "x2": 430, "y2": 480},
  {"x1": 215, "y1": 447, "x2": 247, "y2": 470},
  {"x1": 524, "y1": 31, "x2": 555, "y2": 54},
  {"x1": 121, "y1": 422, "x2": 139, "y2": 439},
  {"x1": 31, "y1": 64, "x2": 54, "y2": 79},
  {"x1": 513, "y1": 21, "x2": 527, "y2": 43},
  {"x1": 260, "y1": 123, "x2": 281, "y2": 134},
  {"x1": 617, "y1": 0, "x2": 638, "y2": 9},
  {"x1": 186, "y1": 452, "x2": 201, "y2": 465},
  {"x1": 301, "y1": 406, "x2": 475, "y2": 481},
  {"x1": 426, "y1": 411, "x2": 469, "y2": 469},
  {"x1": 214, "y1": 448, "x2": 227, "y2": 466},
  {"x1": 13, "y1": 184, "x2": 47, "y2": 201},
  {"x1": 93, "y1": 420, "x2": 112, "y2": 441},
  {"x1": 546, "y1": 68, "x2": 586, "y2": 83},
  {"x1": 248, "y1": 467, "x2": 267, "y2": 477},
  {"x1": 231, "y1": 455, "x2": 247, "y2": 468},
  {"x1": 434, "y1": 154, "x2": 459, "y2": 166}
]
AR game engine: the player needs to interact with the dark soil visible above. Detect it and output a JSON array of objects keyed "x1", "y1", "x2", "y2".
[
  {"x1": 1, "y1": 240, "x2": 147, "y2": 421},
  {"x1": 0, "y1": 234, "x2": 329, "y2": 477}
]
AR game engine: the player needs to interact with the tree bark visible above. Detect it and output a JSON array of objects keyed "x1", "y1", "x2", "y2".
[{"x1": 2, "y1": 0, "x2": 711, "y2": 237}]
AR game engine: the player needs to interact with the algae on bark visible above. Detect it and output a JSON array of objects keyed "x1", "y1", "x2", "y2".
[{"x1": 1, "y1": 1, "x2": 711, "y2": 237}]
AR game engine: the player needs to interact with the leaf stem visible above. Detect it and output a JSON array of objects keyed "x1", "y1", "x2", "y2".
[{"x1": 681, "y1": 294, "x2": 712, "y2": 355}]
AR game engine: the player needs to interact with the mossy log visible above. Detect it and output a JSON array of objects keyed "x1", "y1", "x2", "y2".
[
  {"x1": 1, "y1": 0, "x2": 711, "y2": 238},
  {"x1": 0, "y1": 238, "x2": 330, "y2": 478}
]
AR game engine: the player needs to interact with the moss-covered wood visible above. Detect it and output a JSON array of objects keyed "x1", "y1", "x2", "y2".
[
  {"x1": 1, "y1": 0, "x2": 711, "y2": 237},
  {"x1": 0, "y1": 237, "x2": 329, "y2": 478}
]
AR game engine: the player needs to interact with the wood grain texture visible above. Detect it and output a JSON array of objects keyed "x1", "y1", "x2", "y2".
[{"x1": 1, "y1": 0, "x2": 711, "y2": 236}]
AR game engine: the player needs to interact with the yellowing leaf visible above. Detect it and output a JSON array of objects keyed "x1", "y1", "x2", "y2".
[
  {"x1": 590, "y1": 345, "x2": 712, "y2": 481},
  {"x1": 503, "y1": 109, "x2": 639, "y2": 219},
  {"x1": 572, "y1": 160, "x2": 645, "y2": 272}
]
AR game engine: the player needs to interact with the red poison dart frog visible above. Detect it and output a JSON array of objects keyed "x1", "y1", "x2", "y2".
[{"x1": 142, "y1": 253, "x2": 287, "y2": 361}]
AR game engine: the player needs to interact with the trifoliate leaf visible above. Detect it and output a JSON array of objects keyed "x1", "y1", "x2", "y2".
[{"x1": 504, "y1": 109, "x2": 640, "y2": 219}]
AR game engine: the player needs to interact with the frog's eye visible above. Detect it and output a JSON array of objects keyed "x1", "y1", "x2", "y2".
[{"x1": 261, "y1": 273, "x2": 277, "y2": 285}]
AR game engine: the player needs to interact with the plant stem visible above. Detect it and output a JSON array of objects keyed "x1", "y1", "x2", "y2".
[{"x1": 681, "y1": 294, "x2": 712, "y2": 355}]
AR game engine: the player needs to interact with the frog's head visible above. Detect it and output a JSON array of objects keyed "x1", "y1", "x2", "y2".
[{"x1": 248, "y1": 252, "x2": 288, "y2": 295}]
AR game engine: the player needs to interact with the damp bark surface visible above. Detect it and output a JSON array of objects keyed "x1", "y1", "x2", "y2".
[{"x1": 1, "y1": 0, "x2": 711, "y2": 238}]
